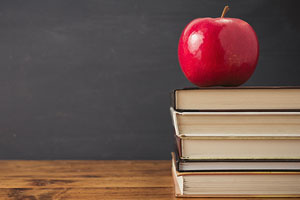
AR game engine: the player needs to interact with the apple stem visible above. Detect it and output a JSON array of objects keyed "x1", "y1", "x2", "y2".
[{"x1": 221, "y1": 5, "x2": 230, "y2": 18}]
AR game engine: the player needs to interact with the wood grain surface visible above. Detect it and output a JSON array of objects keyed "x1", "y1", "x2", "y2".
[{"x1": 0, "y1": 160, "x2": 298, "y2": 200}]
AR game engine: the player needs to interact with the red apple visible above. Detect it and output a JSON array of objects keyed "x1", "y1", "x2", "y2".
[{"x1": 178, "y1": 6, "x2": 259, "y2": 87}]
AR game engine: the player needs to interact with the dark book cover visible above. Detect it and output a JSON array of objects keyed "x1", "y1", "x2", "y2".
[{"x1": 174, "y1": 148, "x2": 300, "y2": 172}]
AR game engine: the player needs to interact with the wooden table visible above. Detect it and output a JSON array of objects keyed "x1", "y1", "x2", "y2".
[{"x1": 0, "y1": 160, "x2": 297, "y2": 200}]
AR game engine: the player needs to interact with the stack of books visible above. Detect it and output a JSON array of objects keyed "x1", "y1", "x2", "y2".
[{"x1": 170, "y1": 87, "x2": 300, "y2": 197}]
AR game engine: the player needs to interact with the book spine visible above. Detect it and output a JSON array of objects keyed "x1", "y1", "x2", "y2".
[
  {"x1": 174, "y1": 148, "x2": 181, "y2": 171},
  {"x1": 175, "y1": 134, "x2": 182, "y2": 158},
  {"x1": 170, "y1": 90, "x2": 176, "y2": 110}
]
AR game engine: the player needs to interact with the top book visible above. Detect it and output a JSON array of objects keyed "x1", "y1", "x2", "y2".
[{"x1": 172, "y1": 87, "x2": 300, "y2": 111}]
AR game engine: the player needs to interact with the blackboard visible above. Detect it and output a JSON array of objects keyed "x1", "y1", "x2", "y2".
[{"x1": 0, "y1": 0, "x2": 299, "y2": 159}]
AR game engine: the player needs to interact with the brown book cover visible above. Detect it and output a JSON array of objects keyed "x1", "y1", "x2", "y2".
[
  {"x1": 174, "y1": 134, "x2": 182, "y2": 158},
  {"x1": 171, "y1": 164, "x2": 181, "y2": 197}
]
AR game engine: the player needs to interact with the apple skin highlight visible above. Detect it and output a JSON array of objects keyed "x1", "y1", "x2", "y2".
[{"x1": 178, "y1": 17, "x2": 259, "y2": 87}]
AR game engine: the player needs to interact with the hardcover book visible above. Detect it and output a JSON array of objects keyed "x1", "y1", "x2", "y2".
[
  {"x1": 174, "y1": 151, "x2": 300, "y2": 172},
  {"x1": 172, "y1": 87, "x2": 300, "y2": 111},
  {"x1": 171, "y1": 153, "x2": 300, "y2": 197},
  {"x1": 175, "y1": 134, "x2": 300, "y2": 160},
  {"x1": 170, "y1": 107, "x2": 300, "y2": 137}
]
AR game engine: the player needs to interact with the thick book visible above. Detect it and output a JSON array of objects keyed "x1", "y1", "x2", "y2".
[
  {"x1": 174, "y1": 151, "x2": 300, "y2": 172},
  {"x1": 170, "y1": 107, "x2": 300, "y2": 137},
  {"x1": 171, "y1": 153, "x2": 300, "y2": 197},
  {"x1": 175, "y1": 134, "x2": 300, "y2": 160},
  {"x1": 172, "y1": 87, "x2": 300, "y2": 111}
]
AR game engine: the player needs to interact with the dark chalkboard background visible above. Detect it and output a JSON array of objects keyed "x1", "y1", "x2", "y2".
[{"x1": 0, "y1": 0, "x2": 299, "y2": 159}]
